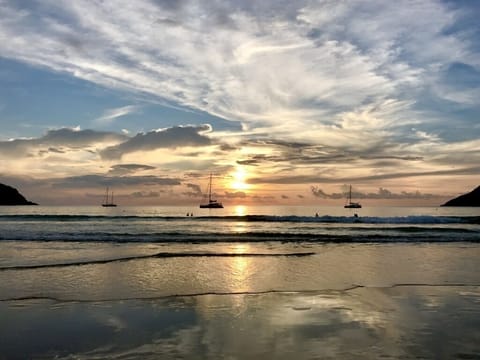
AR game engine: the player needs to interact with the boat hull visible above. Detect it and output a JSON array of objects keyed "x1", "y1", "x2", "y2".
[
  {"x1": 344, "y1": 203, "x2": 361, "y2": 209},
  {"x1": 199, "y1": 203, "x2": 223, "y2": 208}
]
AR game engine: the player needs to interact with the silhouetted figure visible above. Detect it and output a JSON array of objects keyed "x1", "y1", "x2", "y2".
[
  {"x1": 315, "y1": 213, "x2": 319, "y2": 217},
  {"x1": 354, "y1": 213, "x2": 358, "y2": 218}
]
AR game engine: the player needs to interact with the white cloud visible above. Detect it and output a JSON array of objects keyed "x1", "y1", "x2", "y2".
[
  {"x1": 0, "y1": 0, "x2": 479, "y2": 202},
  {"x1": 1, "y1": 0, "x2": 475, "y2": 139},
  {"x1": 94, "y1": 105, "x2": 139, "y2": 125}
]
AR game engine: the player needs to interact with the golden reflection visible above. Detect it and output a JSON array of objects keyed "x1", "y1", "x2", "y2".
[
  {"x1": 232, "y1": 206, "x2": 248, "y2": 233},
  {"x1": 234, "y1": 205, "x2": 246, "y2": 216},
  {"x1": 229, "y1": 243, "x2": 252, "y2": 292},
  {"x1": 232, "y1": 243, "x2": 250, "y2": 254}
]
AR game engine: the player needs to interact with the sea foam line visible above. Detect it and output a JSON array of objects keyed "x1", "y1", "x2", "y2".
[
  {"x1": 1, "y1": 283, "x2": 478, "y2": 303},
  {"x1": 0, "y1": 251, "x2": 315, "y2": 271}
]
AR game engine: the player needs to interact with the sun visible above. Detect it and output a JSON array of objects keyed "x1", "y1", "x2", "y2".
[{"x1": 230, "y1": 166, "x2": 250, "y2": 191}]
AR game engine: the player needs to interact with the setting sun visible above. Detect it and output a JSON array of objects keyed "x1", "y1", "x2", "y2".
[{"x1": 230, "y1": 166, "x2": 251, "y2": 191}]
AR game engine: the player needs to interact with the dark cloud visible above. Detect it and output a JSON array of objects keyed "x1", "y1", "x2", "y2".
[
  {"x1": 152, "y1": 0, "x2": 187, "y2": 11},
  {"x1": 52, "y1": 174, "x2": 181, "y2": 188},
  {"x1": 219, "y1": 143, "x2": 238, "y2": 151},
  {"x1": 311, "y1": 186, "x2": 442, "y2": 200},
  {"x1": 182, "y1": 183, "x2": 203, "y2": 198},
  {"x1": 250, "y1": 165, "x2": 480, "y2": 185},
  {"x1": 0, "y1": 128, "x2": 126, "y2": 157},
  {"x1": 130, "y1": 191, "x2": 161, "y2": 198},
  {"x1": 236, "y1": 159, "x2": 260, "y2": 166},
  {"x1": 47, "y1": 147, "x2": 65, "y2": 154},
  {"x1": 108, "y1": 164, "x2": 156, "y2": 175},
  {"x1": 186, "y1": 183, "x2": 202, "y2": 194},
  {"x1": 281, "y1": 195, "x2": 289, "y2": 199},
  {"x1": 251, "y1": 195, "x2": 275, "y2": 201},
  {"x1": 236, "y1": 138, "x2": 423, "y2": 167},
  {"x1": 225, "y1": 191, "x2": 247, "y2": 199},
  {"x1": 100, "y1": 125, "x2": 213, "y2": 160}
]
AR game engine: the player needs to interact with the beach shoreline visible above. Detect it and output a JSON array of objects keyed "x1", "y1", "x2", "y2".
[{"x1": 1, "y1": 241, "x2": 479, "y2": 358}]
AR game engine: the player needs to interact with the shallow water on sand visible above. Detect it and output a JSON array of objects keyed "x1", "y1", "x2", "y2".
[
  {"x1": 1, "y1": 286, "x2": 479, "y2": 359},
  {"x1": 0, "y1": 242, "x2": 479, "y2": 359}
]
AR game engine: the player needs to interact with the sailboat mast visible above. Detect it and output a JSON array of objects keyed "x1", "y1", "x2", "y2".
[
  {"x1": 208, "y1": 173, "x2": 212, "y2": 202},
  {"x1": 349, "y1": 185, "x2": 352, "y2": 203}
]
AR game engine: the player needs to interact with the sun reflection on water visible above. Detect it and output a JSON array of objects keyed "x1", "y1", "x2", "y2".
[
  {"x1": 234, "y1": 205, "x2": 246, "y2": 216},
  {"x1": 229, "y1": 244, "x2": 252, "y2": 292}
]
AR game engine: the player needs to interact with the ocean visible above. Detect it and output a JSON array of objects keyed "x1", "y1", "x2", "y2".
[{"x1": 1, "y1": 205, "x2": 479, "y2": 359}]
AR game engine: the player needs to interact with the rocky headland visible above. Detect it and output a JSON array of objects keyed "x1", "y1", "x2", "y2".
[
  {"x1": 0, "y1": 183, "x2": 38, "y2": 205},
  {"x1": 442, "y1": 186, "x2": 480, "y2": 207}
]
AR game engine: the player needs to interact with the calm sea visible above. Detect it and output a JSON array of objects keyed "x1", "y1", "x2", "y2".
[{"x1": 0, "y1": 205, "x2": 479, "y2": 244}]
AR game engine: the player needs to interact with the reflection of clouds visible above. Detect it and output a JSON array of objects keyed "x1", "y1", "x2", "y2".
[
  {"x1": 44, "y1": 286, "x2": 480, "y2": 359},
  {"x1": 94, "y1": 314, "x2": 127, "y2": 332}
]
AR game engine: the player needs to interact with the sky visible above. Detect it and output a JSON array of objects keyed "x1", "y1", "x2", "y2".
[{"x1": 0, "y1": 0, "x2": 479, "y2": 206}]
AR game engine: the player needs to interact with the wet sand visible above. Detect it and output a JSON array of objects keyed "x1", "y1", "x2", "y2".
[{"x1": 0, "y1": 243, "x2": 479, "y2": 359}]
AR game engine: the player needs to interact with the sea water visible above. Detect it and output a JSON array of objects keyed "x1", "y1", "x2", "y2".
[{"x1": 0, "y1": 206, "x2": 479, "y2": 359}]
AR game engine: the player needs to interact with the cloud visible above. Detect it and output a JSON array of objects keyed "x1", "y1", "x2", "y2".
[
  {"x1": 236, "y1": 159, "x2": 260, "y2": 166},
  {"x1": 250, "y1": 165, "x2": 480, "y2": 185},
  {"x1": 52, "y1": 174, "x2": 181, "y2": 188},
  {"x1": 0, "y1": 127, "x2": 126, "y2": 157},
  {"x1": 225, "y1": 191, "x2": 247, "y2": 199},
  {"x1": 95, "y1": 105, "x2": 139, "y2": 125},
  {"x1": 108, "y1": 164, "x2": 156, "y2": 175},
  {"x1": 311, "y1": 186, "x2": 442, "y2": 200},
  {"x1": 100, "y1": 125, "x2": 213, "y2": 159},
  {"x1": 130, "y1": 191, "x2": 161, "y2": 198},
  {"x1": 185, "y1": 183, "x2": 202, "y2": 194},
  {"x1": 0, "y1": 0, "x2": 479, "y2": 203},
  {"x1": 1, "y1": 0, "x2": 477, "y2": 137}
]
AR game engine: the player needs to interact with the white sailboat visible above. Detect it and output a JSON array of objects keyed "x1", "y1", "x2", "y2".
[
  {"x1": 199, "y1": 174, "x2": 223, "y2": 208},
  {"x1": 344, "y1": 185, "x2": 361, "y2": 208},
  {"x1": 102, "y1": 187, "x2": 117, "y2": 207}
]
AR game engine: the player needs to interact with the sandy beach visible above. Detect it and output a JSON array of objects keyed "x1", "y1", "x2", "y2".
[{"x1": 1, "y1": 242, "x2": 479, "y2": 359}]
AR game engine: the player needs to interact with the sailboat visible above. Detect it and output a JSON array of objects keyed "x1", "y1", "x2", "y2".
[
  {"x1": 344, "y1": 185, "x2": 361, "y2": 208},
  {"x1": 199, "y1": 173, "x2": 223, "y2": 208},
  {"x1": 102, "y1": 187, "x2": 117, "y2": 207}
]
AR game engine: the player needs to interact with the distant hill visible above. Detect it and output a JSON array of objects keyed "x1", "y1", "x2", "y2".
[
  {"x1": 0, "y1": 183, "x2": 38, "y2": 205},
  {"x1": 442, "y1": 186, "x2": 480, "y2": 207}
]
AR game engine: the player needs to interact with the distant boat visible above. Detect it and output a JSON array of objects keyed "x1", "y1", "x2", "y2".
[
  {"x1": 344, "y1": 185, "x2": 361, "y2": 208},
  {"x1": 199, "y1": 173, "x2": 223, "y2": 209},
  {"x1": 102, "y1": 187, "x2": 117, "y2": 207}
]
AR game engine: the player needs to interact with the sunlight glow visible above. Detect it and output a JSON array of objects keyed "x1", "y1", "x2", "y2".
[
  {"x1": 230, "y1": 166, "x2": 251, "y2": 191},
  {"x1": 234, "y1": 205, "x2": 247, "y2": 216}
]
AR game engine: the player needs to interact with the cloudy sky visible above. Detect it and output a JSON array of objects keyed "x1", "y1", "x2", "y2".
[{"x1": 1, "y1": 0, "x2": 479, "y2": 205}]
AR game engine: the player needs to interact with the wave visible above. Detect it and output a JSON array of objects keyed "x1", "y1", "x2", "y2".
[
  {"x1": 1, "y1": 229, "x2": 478, "y2": 243},
  {"x1": 1, "y1": 214, "x2": 479, "y2": 224}
]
